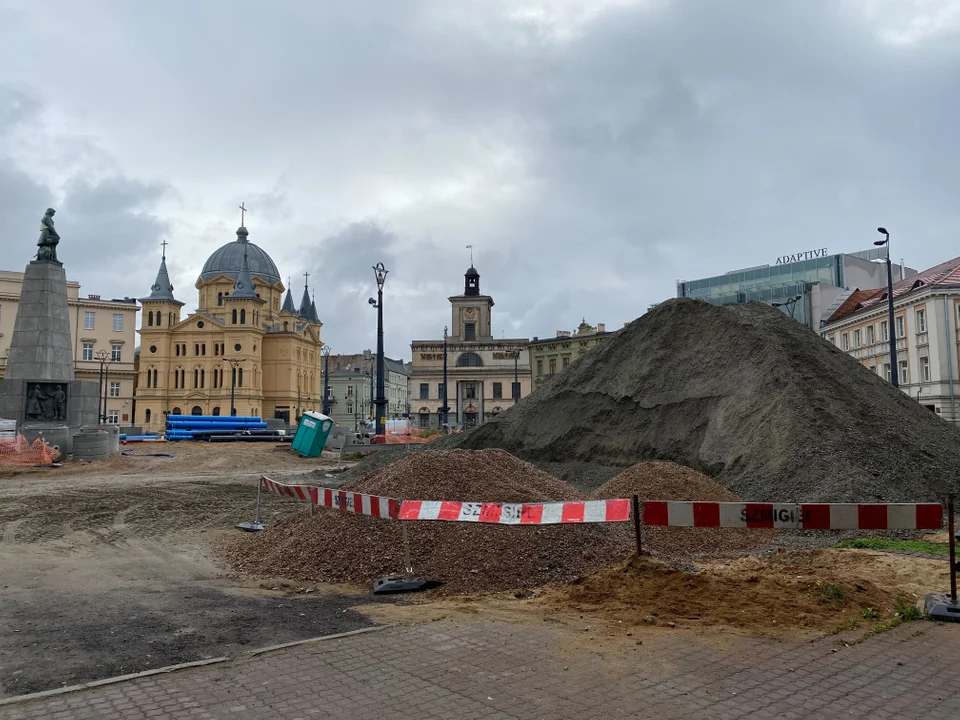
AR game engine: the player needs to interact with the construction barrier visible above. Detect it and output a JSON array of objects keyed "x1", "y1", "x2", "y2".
[
  {"x1": 260, "y1": 476, "x2": 400, "y2": 520},
  {"x1": 0, "y1": 434, "x2": 61, "y2": 465},
  {"x1": 397, "y1": 499, "x2": 631, "y2": 524},
  {"x1": 642, "y1": 501, "x2": 943, "y2": 530}
]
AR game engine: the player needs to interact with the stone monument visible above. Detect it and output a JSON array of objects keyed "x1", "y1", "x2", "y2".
[{"x1": 0, "y1": 209, "x2": 100, "y2": 453}]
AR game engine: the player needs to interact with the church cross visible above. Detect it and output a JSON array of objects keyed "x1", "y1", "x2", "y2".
[
  {"x1": 239, "y1": 202, "x2": 248, "y2": 226},
  {"x1": 160, "y1": 239, "x2": 168, "y2": 259},
  {"x1": 303, "y1": 270, "x2": 310, "y2": 288}
]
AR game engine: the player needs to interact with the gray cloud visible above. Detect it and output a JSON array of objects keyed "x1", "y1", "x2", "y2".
[{"x1": 2, "y1": 1, "x2": 960, "y2": 358}]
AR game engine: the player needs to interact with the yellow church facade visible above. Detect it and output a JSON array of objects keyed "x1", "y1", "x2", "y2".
[{"x1": 134, "y1": 225, "x2": 323, "y2": 431}]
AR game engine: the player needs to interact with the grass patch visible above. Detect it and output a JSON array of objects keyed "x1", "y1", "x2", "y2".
[
  {"x1": 860, "y1": 607, "x2": 879, "y2": 620},
  {"x1": 836, "y1": 538, "x2": 949, "y2": 556},
  {"x1": 827, "y1": 619, "x2": 858, "y2": 635},
  {"x1": 845, "y1": 595, "x2": 926, "y2": 645},
  {"x1": 818, "y1": 582, "x2": 846, "y2": 603}
]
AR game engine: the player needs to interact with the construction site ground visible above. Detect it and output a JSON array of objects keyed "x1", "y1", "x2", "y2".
[{"x1": 2, "y1": 443, "x2": 958, "y2": 717}]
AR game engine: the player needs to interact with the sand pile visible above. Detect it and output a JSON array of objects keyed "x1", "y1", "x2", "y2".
[
  {"x1": 549, "y1": 549, "x2": 902, "y2": 632},
  {"x1": 594, "y1": 461, "x2": 775, "y2": 557},
  {"x1": 228, "y1": 449, "x2": 628, "y2": 592},
  {"x1": 436, "y1": 299, "x2": 960, "y2": 502}
]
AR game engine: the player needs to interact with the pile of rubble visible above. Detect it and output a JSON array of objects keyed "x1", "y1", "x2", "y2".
[{"x1": 438, "y1": 299, "x2": 960, "y2": 502}]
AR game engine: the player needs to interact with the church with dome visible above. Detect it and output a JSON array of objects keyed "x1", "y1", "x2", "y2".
[{"x1": 133, "y1": 223, "x2": 323, "y2": 430}]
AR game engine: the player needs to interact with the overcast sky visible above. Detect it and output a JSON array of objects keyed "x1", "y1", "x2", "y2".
[{"x1": 2, "y1": 0, "x2": 960, "y2": 359}]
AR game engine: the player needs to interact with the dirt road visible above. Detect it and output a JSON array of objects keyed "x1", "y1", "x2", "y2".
[{"x1": 0, "y1": 443, "x2": 379, "y2": 699}]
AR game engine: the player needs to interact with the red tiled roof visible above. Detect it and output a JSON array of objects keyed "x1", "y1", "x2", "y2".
[{"x1": 828, "y1": 255, "x2": 960, "y2": 323}]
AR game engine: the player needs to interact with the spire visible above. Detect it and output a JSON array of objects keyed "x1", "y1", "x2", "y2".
[
  {"x1": 282, "y1": 275, "x2": 296, "y2": 314},
  {"x1": 140, "y1": 240, "x2": 183, "y2": 305},
  {"x1": 310, "y1": 291, "x2": 319, "y2": 324},
  {"x1": 464, "y1": 263, "x2": 480, "y2": 296},
  {"x1": 298, "y1": 276, "x2": 312, "y2": 318},
  {"x1": 236, "y1": 226, "x2": 250, "y2": 243},
  {"x1": 231, "y1": 242, "x2": 258, "y2": 299}
]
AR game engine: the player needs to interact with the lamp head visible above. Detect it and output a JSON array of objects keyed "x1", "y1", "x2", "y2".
[
  {"x1": 877, "y1": 227, "x2": 888, "y2": 235},
  {"x1": 368, "y1": 297, "x2": 377, "y2": 306}
]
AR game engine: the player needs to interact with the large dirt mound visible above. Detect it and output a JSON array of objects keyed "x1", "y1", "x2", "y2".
[
  {"x1": 594, "y1": 461, "x2": 775, "y2": 557},
  {"x1": 228, "y1": 449, "x2": 625, "y2": 592},
  {"x1": 438, "y1": 299, "x2": 960, "y2": 502}
]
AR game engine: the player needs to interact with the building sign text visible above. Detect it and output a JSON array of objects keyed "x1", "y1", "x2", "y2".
[{"x1": 775, "y1": 248, "x2": 828, "y2": 265}]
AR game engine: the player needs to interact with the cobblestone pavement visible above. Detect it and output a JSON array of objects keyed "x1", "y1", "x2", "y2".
[{"x1": 2, "y1": 619, "x2": 958, "y2": 719}]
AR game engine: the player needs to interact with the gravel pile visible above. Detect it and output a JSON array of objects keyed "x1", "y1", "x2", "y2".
[
  {"x1": 437, "y1": 299, "x2": 960, "y2": 502},
  {"x1": 228, "y1": 449, "x2": 628, "y2": 593},
  {"x1": 593, "y1": 461, "x2": 775, "y2": 558}
]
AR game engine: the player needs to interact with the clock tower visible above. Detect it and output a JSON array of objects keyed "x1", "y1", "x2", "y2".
[{"x1": 450, "y1": 264, "x2": 494, "y2": 342}]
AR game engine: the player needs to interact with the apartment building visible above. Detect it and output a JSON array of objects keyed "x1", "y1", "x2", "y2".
[
  {"x1": 528, "y1": 320, "x2": 613, "y2": 390},
  {"x1": 0, "y1": 270, "x2": 139, "y2": 424},
  {"x1": 820, "y1": 256, "x2": 960, "y2": 422}
]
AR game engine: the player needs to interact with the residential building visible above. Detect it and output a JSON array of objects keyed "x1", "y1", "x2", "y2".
[
  {"x1": 678, "y1": 248, "x2": 915, "y2": 330},
  {"x1": 820, "y1": 256, "x2": 960, "y2": 422},
  {"x1": 409, "y1": 264, "x2": 531, "y2": 429},
  {"x1": 326, "y1": 367, "x2": 372, "y2": 430},
  {"x1": 134, "y1": 222, "x2": 323, "y2": 431},
  {"x1": 323, "y1": 350, "x2": 409, "y2": 420},
  {"x1": 528, "y1": 320, "x2": 613, "y2": 390},
  {"x1": 0, "y1": 270, "x2": 139, "y2": 424}
]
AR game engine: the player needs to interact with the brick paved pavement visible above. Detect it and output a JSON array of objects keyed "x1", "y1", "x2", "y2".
[{"x1": 1, "y1": 619, "x2": 958, "y2": 719}]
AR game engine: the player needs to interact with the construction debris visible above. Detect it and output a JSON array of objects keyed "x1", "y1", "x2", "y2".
[
  {"x1": 228, "y1": 449, "x2": 627, "y2": 593},
  {"x1": 435, "y1": 299, "x2": 960, "y2": 502}
]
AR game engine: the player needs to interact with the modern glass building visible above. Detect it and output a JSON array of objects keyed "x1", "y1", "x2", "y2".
[{"x1": 677, "y1": 249, "x2": 914, "y2": 330}]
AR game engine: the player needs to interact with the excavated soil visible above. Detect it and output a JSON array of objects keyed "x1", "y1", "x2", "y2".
[
  {"x1": 594, "y1": 461, "x2": 776, "y2": 558},
  {"x1": 546, "y1": 548, "x2": 944, "y2": 632},
  {"x1": 435, "y1": 299, "x2": 960, "y2": 502},
  {"x1": 228, "y1": 449, "x2": 629, "y2": 593}
]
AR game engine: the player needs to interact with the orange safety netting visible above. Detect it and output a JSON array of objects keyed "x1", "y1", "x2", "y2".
[
  {"x1": 371, "y1": 427, "x2": 460, "y2": 444},
  {"x1": 0, "y1": 434, "x2": 61, "y2": 465}
]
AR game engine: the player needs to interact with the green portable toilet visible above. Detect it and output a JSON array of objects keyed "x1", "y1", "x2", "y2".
[{"x1": 291, "y1": 411, "x2": 334, "y2": 458}]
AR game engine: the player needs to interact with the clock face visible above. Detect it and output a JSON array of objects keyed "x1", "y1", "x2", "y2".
[{"x1": 465, "y1": 307, "x2": 476, "y2": 318}]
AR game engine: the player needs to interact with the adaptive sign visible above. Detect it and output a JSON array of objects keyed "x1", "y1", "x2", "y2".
[{"x1": 775, "y1": 248, "x2": 829, "y2": 265}]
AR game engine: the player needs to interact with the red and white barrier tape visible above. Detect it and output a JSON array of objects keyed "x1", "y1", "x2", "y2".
[
  {"x1": 397, "y1": 499, "x2": 630, "y2": 524},
  {"x1": 641, "y1": 501, "x2": 943, "y2": 530},
  {"x1": 260, "y1": 476, "x2": 400, "y2": 520}
]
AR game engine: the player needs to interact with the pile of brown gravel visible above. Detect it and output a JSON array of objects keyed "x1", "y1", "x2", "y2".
[
  {"x1": 593, "y1": 461, "x2": 776, "y2": 558},
  {"x1": 228, "y1": 449, "x2": 629, "y2": 593}
]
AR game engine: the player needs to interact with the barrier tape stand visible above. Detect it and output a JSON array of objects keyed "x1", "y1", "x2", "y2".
[{"x1": 924, "y1": 493, "x2": 960, "y2": 621}]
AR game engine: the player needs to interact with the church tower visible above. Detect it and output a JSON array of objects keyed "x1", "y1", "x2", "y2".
[{"x1": 449, "y1": 264, "x2": 494, "y2": 342}]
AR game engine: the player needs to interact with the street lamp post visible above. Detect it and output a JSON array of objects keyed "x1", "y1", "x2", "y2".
[
  {"x1": 369, "y1": 263, "x2": 388, "y2": 437},
  {"x1": 95, "y1": 349, "x2": 110, "y2": 424},
  {"x1": 512, "y1": 350, "x2": 522, "y2": 401},
  {"x1": 226, "y1": 359, "x2": 243, "y2": 417},
  {"x1": 875, "y1": 227, "x2": 899, "y2": 388},
  {"x1": 441, "y1": 325, "x2": 449, "y2": 427},
  {"x1": 322, "y1": 346, "x2": 332, "y2": 415}
]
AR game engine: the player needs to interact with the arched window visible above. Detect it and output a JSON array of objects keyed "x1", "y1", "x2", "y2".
[
  {"x1": 175, "y1": 345, "x2": 180, "y2": 357},
  {"x1": 456, "y1": 352, "x2": 484, "y2": 367},
  {"x1": 201, "y1": 343, "x2": 206, "y2": 356},
  {"x1": 194, "y1": 369, "x2": 199, "y2": 388},
  {"x1": 238, "y1": 367, "x2": 243, "y2": 387},
  {"x1": 147, "y1": 311, "x2": 153, "y2": 327},
  {"x1": 145, "y1": 409, "x2": 152, "y2": 424},
  {"x1": 194, "y1": 344, "x2": 199, "y2": 356},
  {"x1": 172, "y1": 407, "x2": 182, "y2": 415},
  {"x1": 212, "y1": 406, "x2": 220, "y2": 416},
  {"x1": 152, "y1": 369, "x2": 158, "y2": 388},
  {"x1": 218, "y1": 292, "x2": 223, "y2": 306},
  {"x1": 240, "y1": 309, "x2": 246, "y2": 325},
  {"x1": 200, "y1": 369, "x2": 205, "y2": 388},
  {"x1": 191, "y1": 405, "x2": 203, "y2": 416},
  {"x1": 283, "y1": 321, "x2": 288, "y2": 331},
  {"x1": 232, "y1": 309, "x2": 238, "y2": 324}
]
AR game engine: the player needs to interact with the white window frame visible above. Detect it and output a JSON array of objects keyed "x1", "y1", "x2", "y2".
[
  {"x1": 920, "y1": 356, "x2": 931, "y2": 382},
  {"x1": 899, "y1": 360, "x2": 909, "y2": 384},
  {"x1": 111, "y1": 344, "x2": 122, "y2": 362},
  {"x1": 828, "y1": 335, "x2": 836, "y2": 346},
  {"x1": 896, "y1": 316, "x2": 905, "y2": 338},
  {"x1": 854, "y1": 329, "x2": 861, "y2": 348},
  {"x1": 82, "y1": 343, "x2": 94, "y2": 361},
  {"x1": 107, "y1": 410, "x2": 119, "y2": 424},
  {"x1": 916, "y1": 308, "x2": 927, "y2": 333},
  {"x1": 109, "y1": 381, "x2": 121, "y2": 398},
  {"x1": 112, "y1": 313, "x2": 123, "y2": 332},
  {"x1": 866, "y1": 325, "x2": 875, "y2": 346},
  {"x1": 84, "y1": 311, "x2": 95, "y2": 330},
  {"x1": 841, "y1": 333, "x2": 850, "y2": 351},
  {"x1": 884, "y1": 363, "x2": 891, "y2": 382},
  {"x1": 881, "y1": 321, "x2": 889, "y2": 341}
]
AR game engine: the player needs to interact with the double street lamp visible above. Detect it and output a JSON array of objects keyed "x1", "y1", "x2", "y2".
[
  {"x1": 368, "y1": 262, "x2": 388, "y2": 437},
  {"x1": 322, "y1": 346, "x2": 332, "y2": 416},
  {"x1": 225, "y1": 358, "x2": 243, "y2": 417},
  {"x1": 95, "y1": 349, "x2": 111, "y2": 424},
  {"x1": 772, "y1": 294, "x2": 803, "y2": 320},
  {"x1": 875, "y1": 227, "x2": 899, "y2": 388},
  {"x1": 441, "y1": 325, "x2": 449, "y2": 427}
]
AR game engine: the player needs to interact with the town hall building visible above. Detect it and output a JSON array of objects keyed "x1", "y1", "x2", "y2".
[
  {"x1": 134, "y1": 222, "x2": 323, "y2": 431},
  {"x1": 408, "y1": 264, "x2": 530, "y2": 429}
]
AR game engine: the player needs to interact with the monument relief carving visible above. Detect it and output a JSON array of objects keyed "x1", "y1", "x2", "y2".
[{"x1": 25, "y1": 383, "x2": 69, "y2": 422}]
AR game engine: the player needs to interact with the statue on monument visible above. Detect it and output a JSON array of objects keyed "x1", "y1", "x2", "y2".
[{"x1": 36, "y1": 208, "x2": 61, "y2": 263}]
